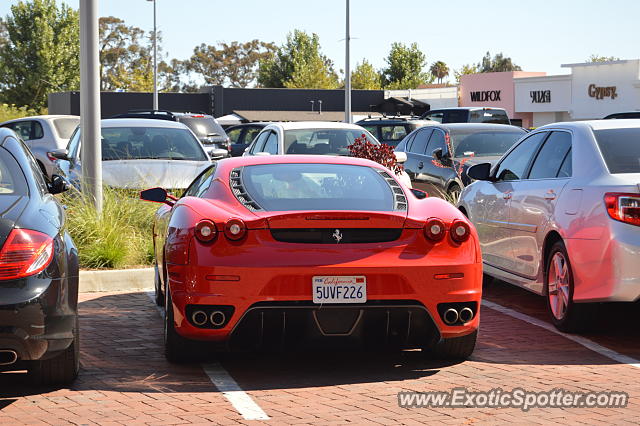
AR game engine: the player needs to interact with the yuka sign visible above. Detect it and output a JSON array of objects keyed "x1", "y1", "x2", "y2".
[
  {"x1": 530, "y1": 90, "x2": 551, "y2": 103},
  {"x1": 470, "y1": 90, "x2": 501, "y2": 102},
  {"x1": 588, "y1": 84, "x2": 618, "y2": 100}
]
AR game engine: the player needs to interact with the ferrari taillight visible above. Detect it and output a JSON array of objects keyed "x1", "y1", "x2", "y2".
[
  {"x1": 224, "y1": 218, "x2": 247, "y2": 241},
  {"x1": 0, "y1": 229, "x2": 54, "y2": 280},
  {"x1": 424, "y1": 218, "x2": 446, "y2": 242},
  {"x1": 605, "y1": 193, "x2": 640, "y2": 227},
  {"x1": 450, "y1": 220, "x2": 471, "y2": 243},
  {"x1": 195, "y1": 220, "x2": 217, "y2": 243}
]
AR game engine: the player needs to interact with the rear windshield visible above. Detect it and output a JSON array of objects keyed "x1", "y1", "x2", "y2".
[
  {"x1": 99, "y1": 127, "x2": 208, "y2": 161},
  {"x1": 240, "y1": 163, "x2": 394, "y2": 211},
  {"x1": 594, "y1": 128, "x2": 640, "y2": 173},
  {"x1": 52, "y1": 117, "x2": 80, "y2": 139},
  {"x1": 179, "y1": 117, "x2": 226, "y2": 138},
  {"x1": 469, "y1": 109, "x2": 510, "y2": 124},
  {"x1": 0, "y1": 147, "x2": 27, "y2": 195},
  {"x1": 284, "y1": 128, "x2": 378, "y2": 155},
  {"x1": 450, "y1": 129, "x2": 525, "y2": 158}
]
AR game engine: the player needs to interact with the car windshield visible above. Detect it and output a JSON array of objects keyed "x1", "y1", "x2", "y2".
[
  {"x1": 52, "y1": 117, "x2": 80, "y2": 139},
  {"x1": 98, "y1": 127, "x2": 207, "y2": 161},
  {"x1": 179, "y1": 117, "x2": 226, "y2": 139},
  {"x1": 469, "y1": 110, "x2": 510, "y2": 124},
  {"x1": 0, "y1": 147, "x2": 27, "y2": 195},
  {"x1": 450, "y1": 129, "x2": 525, "y2": 158},
  {"x1": 284, "y1": 129, "x2": 378, "y2": 155},
  {"x1": 240, "y1": 163, "x2": 395, "y2": 211},
  {"x1": 594, "y1": 128, "x2": 640, "y2": 173}
]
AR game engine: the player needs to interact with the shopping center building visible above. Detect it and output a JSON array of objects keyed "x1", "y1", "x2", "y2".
[{"x1": 458, "y1": 60, "x2": 640, "y2": 128}]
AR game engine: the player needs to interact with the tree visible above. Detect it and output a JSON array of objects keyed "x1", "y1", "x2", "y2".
[
  {"x1": 454, "y1": 63, "x2": 478, "y2": 83},
  {"x1": 587, "y1": 54, "x2": 620, "y2": 63},
  {"x1": 99, "y1": 16, "x2": 148, "y2": 91},
  {"x1": 187, "y1": 40, "x2": 276, "y2": 88},
  {"x1": 381, "y1": 42, "x2": 433, "y2": 89},
  {"x1": 430, "y1": 61, "x2": 450, "y2": 84},
  {"x1": 0, "y1": 0, "x2": 80, "y2": 109},
  {"x1": 478, "y1": 52, "x2": 521, "y2": 73},
  {"x1": 350, "y1": 60, "x2": 382, "y2": 89},
  {"x1": 257, "y1": 30, "x2": 340, "y2": 89},
  {"x1": 0, "y1": 18, "x2": 7, "y2": 51}
]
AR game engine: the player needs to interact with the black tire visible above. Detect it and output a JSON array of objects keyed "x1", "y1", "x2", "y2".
[
  {"x1": 545, "y1": 240, "x2": 594, "y2": 332},
  {"x1": 425, "y1": 330, "x2": 477, "y2": 360},
  {"x1": 447, "y1": 183, "x2": 461, "y2": 202},
  {"x1": 164, "y1": 288, "x2": 201, "y2": 363},
  {"x1": 31, "y1": 316, "x2": 80, "y2": 385},
  {"x1": 154, "y1": 263, "x2": 164, "y2": 307}
]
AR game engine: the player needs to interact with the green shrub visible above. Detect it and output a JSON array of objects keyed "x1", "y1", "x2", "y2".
[
  {"x1": 61, "y1": 186, "x2": 159, "y2": 269},
  {"x1": 0, "y1": 103, "x2": 44, "y2": 122}
]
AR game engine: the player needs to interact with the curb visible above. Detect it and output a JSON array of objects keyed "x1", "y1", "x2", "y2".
[{"x1": 79, "y1": 267, "x2": 154, "y2": 292}]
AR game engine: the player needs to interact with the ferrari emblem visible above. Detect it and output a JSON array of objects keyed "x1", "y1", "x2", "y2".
[{"x1": 332, "y1": 229, "x2": 343, "y2": 243}]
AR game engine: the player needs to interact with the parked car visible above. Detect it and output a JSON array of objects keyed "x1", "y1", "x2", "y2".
[
  {"x1": 356, "y1": 116, "x2": 435, "y2": 148},
  {"x1": 0, "y1": 128, "x2": 79, "y2": 384},
  {"x1": 142, "y1": 155, "x2": 481, "y2": 361},
  {"x1": 111, "y1": 110, "x2": 229, "y2": 159},
  {"x1": 603, "y1": 111, "x2": 640, "y2": 119},
  {"x1": 421, "y1": 107, "x2": 511, "y2": 125},
  {"x1": 225, "y1": 123, "x2": 267, "y2": 156},
  {"x1": 458, "y1": 119, "x2": 640, "y2": 332},
  {"x1": 395, "y1": 123, "x2": 527, "y2": 198},
  {"x1": 0, "y1": 115, "x2": 80, "y2": 178},
  {"x1": 50, "y1": 119, "x2": 213, "y2": 190},
  {"x1": 243, "y1": 121, "x2": 412, "y2": 187}
]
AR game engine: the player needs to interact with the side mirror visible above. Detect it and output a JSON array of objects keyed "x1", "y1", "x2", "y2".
[
  {"x1": 48, "y1": 148, "x2": 70, "y2": 161},
  {"x1": 206, "y1": 147, "x2": 227, "y2": 160},
  {"x1": 466, "y1": 163, "x2": 493, "y2": 181},
  {"x1": 394, "y1": 151, "x2": 407, "y2": 164},
  {"x1": 410, "y1": 188, "x2": 428, "y2": 199},
  {"x1": 48, "y1": 174, "x2": 69, "y2": 194},
  {"x1": 432, "y1": 148, "x2": 452, "y2": 166},
  {"x1": 140, "y1": 187, "x2": 174, "y2": 206}
]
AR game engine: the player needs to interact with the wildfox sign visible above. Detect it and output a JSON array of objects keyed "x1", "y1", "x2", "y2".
[{"x1": 470, "y1": 90, "x2": 501, "y2": 102}]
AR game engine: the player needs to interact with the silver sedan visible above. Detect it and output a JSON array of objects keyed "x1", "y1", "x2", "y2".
[{"x1": 458, "y1": 120, "x2": 640, "y2": 332}]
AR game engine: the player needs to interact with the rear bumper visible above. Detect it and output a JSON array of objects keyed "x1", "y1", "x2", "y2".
[
  {"x1": 168, "y1": 261, "x2": 482, "y2": 346},
  {"x1": 0, "y1": 276, "x2": 77, "y2": 365}
]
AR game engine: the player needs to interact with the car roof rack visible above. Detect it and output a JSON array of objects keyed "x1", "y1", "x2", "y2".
[{"x1": 110, "y1": 110, "x2": 177, "y2": 121}]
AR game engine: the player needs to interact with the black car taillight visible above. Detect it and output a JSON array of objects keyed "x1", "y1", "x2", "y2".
[
  {"x1": 449, "y1": 220, "x2": 471, "y2": 243},
  {"x1": 605, "y1": 193, "x2": 640, "y2": 227},
  {"x1": 424, "y1": 218, "x2": 446, "y2": 242},
  {"x1": 0, "y1": 229, "x2": 54, "y2": 280},
  {"x1": 224, "y1": 218, "x2": 247, "y2": 241},
  {"x1": 195, "y1": 220, "x2": 218, "y2": 243}
]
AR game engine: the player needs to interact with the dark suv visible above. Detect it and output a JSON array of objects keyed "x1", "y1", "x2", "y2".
[
  {"x1": 111, "y1": 110, "x2": 230, "y2": 158},
  {"x1": 356, "y1": 116, "x2": 435, "y2": 147},
  {"x1": 420, "y1": 107, "x2": 511, "y2": 125}
]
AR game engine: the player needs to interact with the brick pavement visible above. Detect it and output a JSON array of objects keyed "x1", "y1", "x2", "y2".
[{"x1": 0, "y1": 290, "x2": 638, "y2": 425}]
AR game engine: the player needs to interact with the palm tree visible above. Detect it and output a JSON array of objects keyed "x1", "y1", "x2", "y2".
[{"x1": 430, "y1": 61, "x2": 450, "y2": 84}]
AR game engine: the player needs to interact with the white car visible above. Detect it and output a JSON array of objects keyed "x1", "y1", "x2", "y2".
[
  {"x1": 458, "y1": 120, "x2": 640, "y2": 331},
  {"x1": 0, "y1": 115, "x2": 80, "y2": 178},
  {"x1": 243, "y1": 121, "x2": 412, "y2": 187},
  {"x1": 50, "y1": 118, "x2": 213, "y2": 190}
]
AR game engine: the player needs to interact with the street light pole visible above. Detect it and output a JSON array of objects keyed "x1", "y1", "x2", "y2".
[
  {"x1": 344, "y1": 0, "x2": 352, "y2": 123},
  {"x1": 79, "y1": 0, "x2": 102, "y2": 212},
  {"x1": 148, "y1": 0, "x2": 158, "y2": 110}
]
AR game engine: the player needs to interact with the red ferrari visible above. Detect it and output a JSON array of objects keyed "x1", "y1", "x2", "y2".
[{"x1": 141, "y1": 155, "x2": 482, "y2": 361}]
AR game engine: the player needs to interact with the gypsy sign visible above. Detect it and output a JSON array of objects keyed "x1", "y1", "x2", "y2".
[{"x1": 588, "y1": 84, "x2": 618, "y2": 100}]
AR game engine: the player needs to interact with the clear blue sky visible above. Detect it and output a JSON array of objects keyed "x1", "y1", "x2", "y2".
[{"x1": 2, "y1": 0, "x2": 639, "y2": 81}]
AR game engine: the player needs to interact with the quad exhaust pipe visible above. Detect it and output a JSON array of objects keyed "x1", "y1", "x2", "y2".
[
  {"x1": 442, "y1": 306, "x2": 475, "y2": 325},
  {"x1": 210, "y1": 311, "x2": 226, "y2": 327},
  {"x1": 443, "y1": 308, "x2": 459, "y2": 325},
  {"x1": 459, "y1": 307, "x2": 474, "y2": 323},
  {"x1": 191, "y1": 310, "x2": 226, "y2": 327},
  {"x1": 0, "y1": 350, "x2": 17, "y2": 366},
  {"x1": 191, "y1": 310, "x2": 208, "y2": 326}
]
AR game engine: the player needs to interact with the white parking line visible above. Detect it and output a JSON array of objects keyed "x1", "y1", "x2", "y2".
[
  {"x1": 483, "y1": 299, "x2": 640, "y2": 369},
  {"x1": 145, "y1": 291, "x2": 270, "y2": 420}
]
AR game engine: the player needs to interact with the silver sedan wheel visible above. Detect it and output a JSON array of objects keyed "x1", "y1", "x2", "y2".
[{"x1": 548, "y1": 252, "x2": 571, "y2": 320}]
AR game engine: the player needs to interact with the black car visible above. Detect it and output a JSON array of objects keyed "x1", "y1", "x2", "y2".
[
  {"x1": 356, "y1": 116, "x2": 434, "y2": 148},
  {"x1": 111, "y1": 110, "x2": 230, "y2": 158},
  {"x1": 420, "y1": 107, "x2": 511, "y2": 125},
  {"x1": 0, "y1": 128, "x2": 79, "y2": 384},
  {"x1": 225, "y1": 123, "x2": 267, "y2": 156},
  {"x1": 395, "y1": 123, "x2": 527, "y2": 198},
  {"x1": 603, "y1": 111, "x2": 640, "y2": 119}
]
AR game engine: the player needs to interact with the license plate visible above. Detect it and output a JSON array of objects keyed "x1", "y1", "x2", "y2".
[{"x1": 312, "y1": 276, "x2": 367, "y2": 304}]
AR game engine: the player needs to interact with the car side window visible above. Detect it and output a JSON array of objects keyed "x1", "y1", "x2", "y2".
[
  {"x1": 243, "y1": 127, "x2": 261, "y2": 144},
  {"x1": 227, "y1": 128, "x2": 242, "y2": 143},
  {"x1": 183, "y1": 165, "x2": 216, "y2": 198},
  {"x1": 13, "y1": 137, "x2": 48, "y2": 192},
  {"x1": 380, "y1": 125, "x2": 407, "y2": 141},
  {"x1": 11, "y1": 121, "x2": 33, "y2": 140},
  {"x1": 67, "y1": 128, "x2": 81, "y2": 160},
  {"x1": 408, "y1": 129, "x2": 432, "y2": 154},
  {"x1": 494, "y1": 132, "x2": 548, "y2": 181},
  {"x1": 424, "y1": 112, "x2": 443, "y2": 123},
  {"x1": 262, "y1": 131, "x2": 279, "y2": 154},
  {"x1": 250, "y1": 131, "x2": 269, "y2": 154},
  {"x1": 32, "y1": 121, "x2": 44, "y2": 139},
  {"x1": 425, "y1": 129, "x2": 447, "y2": 157},
  {"x1": 557, "y1": 148, "x2": 572, "y2": 178},
  {"x1": 528, "y1": 131, "x2": 572, "y2": 180}
]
